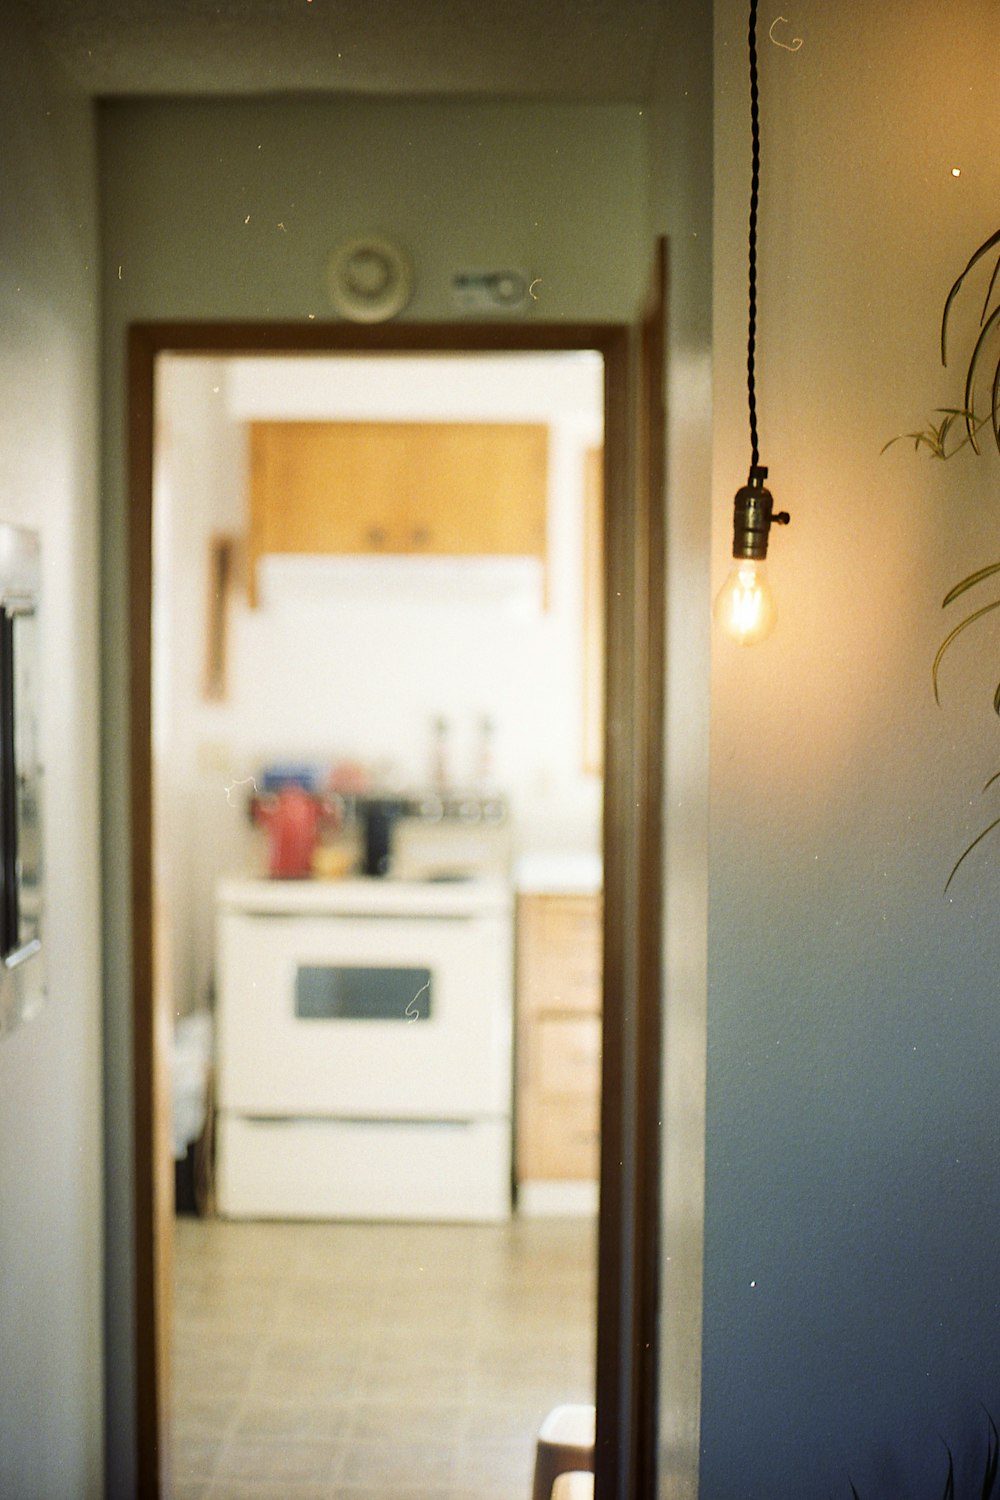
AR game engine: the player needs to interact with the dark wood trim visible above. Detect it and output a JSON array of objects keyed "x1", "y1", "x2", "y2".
[
  {"x1": 126, "y1": 320, "x2": 627, "y2": 357},
  {"x1": 632, "y1": 237, "x2": 668, "y2": 1496},
  {"x1": 593, "y1": 320, "x2": 635, "y2": 1498},
  {"x1": 126, "y1": 317, "x2": 662, "y2": 1499},
  {"x1": 593, "y1": 239, "x2": 668, "y2": 1499}
]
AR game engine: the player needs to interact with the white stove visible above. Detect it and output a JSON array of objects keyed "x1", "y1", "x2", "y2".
[{"x1": 214, "y1": 872, "x2": 514, "y2": 1222}]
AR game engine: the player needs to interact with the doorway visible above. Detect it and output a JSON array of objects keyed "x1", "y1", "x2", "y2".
[{"x1": 127, "y1": 318, "x2": 662, "y2": 1499}]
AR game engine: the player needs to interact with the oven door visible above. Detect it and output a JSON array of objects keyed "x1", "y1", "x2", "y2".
[{"x1": 216, "y1": 908, "x2": 512, "y2": 1119}]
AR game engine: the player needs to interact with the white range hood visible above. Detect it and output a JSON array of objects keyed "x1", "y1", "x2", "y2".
[{"x1": 255, "y1": 551, "x2": 545, "y2": 609}]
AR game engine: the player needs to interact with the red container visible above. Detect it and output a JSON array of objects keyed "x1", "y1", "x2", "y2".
[{"x1": 254, "y1": 786, "x2": 327, "y2": 878}]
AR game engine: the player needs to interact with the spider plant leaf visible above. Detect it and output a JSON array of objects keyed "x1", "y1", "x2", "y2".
[
  {"x1": 881, "y1": 431, "x2": 937, "y2": 456},
  {"x1": 932, "y1": 598, "x2": 1000, "y2": 704},
  {"x1": 984, "y1": 769, "x2": 1000, "y2": 792},
  {"x1": 982, "y1": 1408, "x2": 999, "y2": 1499},
  {"x1": 882, "y1": 409, "x2": 985, "y2": 460},
  {"x1": 942, "y1": 560, "x2": 1000, "y2": 607},
  {"x1": 942, "y1": 228, "x2": 1000, "y2": 364},
  {"x1": 981, "y1": 251, "x2": 1000, "y2": 328},
  {"x1": 992, "y1": 357, "x2": 1000, "y2": 456},
  {"x1": 944, "y1": 812, "x2": 1000, "y2": 893},
  {"x1": 963, "y1": 304, "x2": 1000, "y2": 451},
  {"x1": 942, "y1": 1443, "x2": 955, "y2": 1500},
  {"x1": 993, "y1": 678, "x2": 1000, "y2": 717}
]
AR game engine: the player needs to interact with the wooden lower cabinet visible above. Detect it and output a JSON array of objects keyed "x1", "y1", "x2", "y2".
[{"x1": 516, "y1": 891, "x2": 602, "y2": 1186}]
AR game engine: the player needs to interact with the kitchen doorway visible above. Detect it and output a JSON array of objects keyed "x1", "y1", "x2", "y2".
[
  {"x1": 159, "y1": 347, "x2": 605, "y2": 1496},
  {"x1": 128, "y1": 317, "x2": 663, "y2": 1500}
]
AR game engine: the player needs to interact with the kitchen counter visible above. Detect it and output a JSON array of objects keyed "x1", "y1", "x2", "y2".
[
  {"x1": 512, "y1": 851, "x2": 602, "y2": 895},
  {"x1": 217, "y1": 872, "x2": 512, "y2": 918}
]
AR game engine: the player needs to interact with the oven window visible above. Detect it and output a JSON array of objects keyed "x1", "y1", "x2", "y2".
[{"x1": 295, "y1": 965, "x2": 433, "y2": 1021}]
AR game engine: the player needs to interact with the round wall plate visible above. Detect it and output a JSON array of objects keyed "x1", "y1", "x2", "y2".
[{"x1": 327, "y1": 236, "x2": 413, "y2": 323}]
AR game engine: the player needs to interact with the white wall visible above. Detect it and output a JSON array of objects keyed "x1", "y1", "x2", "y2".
[
  {"x1": 0, "y1": 13, "x2": 103, "y2": 1500},
  {"x1": 156, "y1": 352, "x2": 603, "y2": 1017}
]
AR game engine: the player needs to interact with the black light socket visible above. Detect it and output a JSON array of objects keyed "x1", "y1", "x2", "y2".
[{"x1": 731, "y1": 465, "x2": 790, "y2": 561}]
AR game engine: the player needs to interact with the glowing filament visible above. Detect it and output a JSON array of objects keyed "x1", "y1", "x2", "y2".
[{"x1": 714, "y1": 559, "x2": 777, "y2": 646}]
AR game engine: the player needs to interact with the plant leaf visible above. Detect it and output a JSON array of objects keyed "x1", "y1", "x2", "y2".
[
  {"x1": 983, "y1": 770, "x2": 1000, "y2": 792},
  {"x1": 932, "y1": 598, "x2": 1000, "y2": 704},
  {"x1": 981, "y1": 252, "x2": 1000, "y2": 329},
  {"x1": 944, "y1": 813, "x2": 1000, "y2": 893},
  {"x1": 982, "y1": 1407, "x2": 999, "y2": 1499},
  {"x1": 881, "y1": 408, "x2": 985, "y2": 460},
  {"x1": 943, "y1": 1443, "x2": 956, "y2": 1500},
  {"x1": 941, "y1": 228, "x2": 1000, "y2": 364},
  {"x1": 993, "y1": 679, "x2": 1000, "y2": 717},
  {"x1": 963, "y1": 304, "x2": 1000, "y2": 452},
  {"x1": 942, "y1": 560, "x2": 1000, "y2": 607}
]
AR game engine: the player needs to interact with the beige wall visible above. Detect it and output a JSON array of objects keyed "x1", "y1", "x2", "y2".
[
  {"x1": 702, "y1": 1, "x2": 1000, "y2": 1492},
  {"x1": 0, "y1": 13, "x2": 104, "y2": 1500}
]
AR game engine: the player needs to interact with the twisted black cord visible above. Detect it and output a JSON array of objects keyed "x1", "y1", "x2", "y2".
[{"x1": 747, "y1": 0, "x2": 760, "y2": 469}]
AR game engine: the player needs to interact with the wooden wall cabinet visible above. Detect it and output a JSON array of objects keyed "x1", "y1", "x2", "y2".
[
  {"x1": 516, "y1": 891, "x2": 602, "y2": 1185},
  {"x1": 248, "y1": 420, "x2": 548, "y2": 603}
]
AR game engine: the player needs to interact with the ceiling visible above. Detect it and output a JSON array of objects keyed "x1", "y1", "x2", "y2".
[{"x1": 17, "y1": 0, "x2": 667, "y2": 103}]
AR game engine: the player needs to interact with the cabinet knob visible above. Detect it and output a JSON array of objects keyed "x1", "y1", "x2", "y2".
[
  {"x1": 411, "y1": 527, "x2": 431, "y2": 548},
  {"x1": 367, "y1": 526, "x2": 386, "y2": 549}
]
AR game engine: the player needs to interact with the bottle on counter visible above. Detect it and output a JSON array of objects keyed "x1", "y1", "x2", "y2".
[
  {"x1": 475, "y1": 715, "x2": 496, "y2": 793},
  {"x1": 430, "y1": 715, "x2": 450, "y2": 792}
]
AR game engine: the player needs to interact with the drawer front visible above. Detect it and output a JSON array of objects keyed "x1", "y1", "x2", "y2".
[
  {"x1": 519, "y1": 1096, "x2": 600, "y2": 1181},
  {"x1": 217, "y1": 1114, "x2": 511, "y2": 1221},
  {"x1": 535, "y1": 1016, "x2": 602, "y2": 1096},
  {"x1": 518, "y1": 894, "x2": 602, "y2": 1015}
]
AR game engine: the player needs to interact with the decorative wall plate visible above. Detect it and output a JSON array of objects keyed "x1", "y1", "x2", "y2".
[{"x1": 327, "y1": 236, "x2": 413, "y2": 323}]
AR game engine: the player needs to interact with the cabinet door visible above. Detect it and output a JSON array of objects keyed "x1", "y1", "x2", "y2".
[
  {"x1": 516, "y1": 891, "x2": 603, "y2": 1184},
  {"x1": 249, "y1": 420, "x2": 548, "y2": 601},
  {"x1": 519, "y1": 893, "x2": 603, "y2": 1017}
]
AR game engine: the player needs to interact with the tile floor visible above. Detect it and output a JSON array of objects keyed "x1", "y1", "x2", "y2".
[{"x1": 171, "y1": 1214, "x2": 596, "y2": 1500}]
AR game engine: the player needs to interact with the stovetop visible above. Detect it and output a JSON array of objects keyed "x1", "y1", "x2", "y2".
[{"x1": 217, "y1": 872, "x2": 513, "y2": 919}]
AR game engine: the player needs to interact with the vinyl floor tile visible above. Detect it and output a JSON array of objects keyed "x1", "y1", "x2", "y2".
[{"x1": 173, "y1": 1215, "x2": 595, "y2": 1498}]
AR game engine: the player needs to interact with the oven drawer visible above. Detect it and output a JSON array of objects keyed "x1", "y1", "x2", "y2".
[
  {"x1": 216, "y1": 910, "x2": 513, "y2": 1118},
  {"x1": 216, "y1": 1113, "x2": 512, "y2": 1222}
]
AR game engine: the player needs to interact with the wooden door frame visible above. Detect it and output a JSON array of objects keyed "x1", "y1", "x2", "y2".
[{"x1": 126, "y1": 315, "x2": 665, "y2": 1498}]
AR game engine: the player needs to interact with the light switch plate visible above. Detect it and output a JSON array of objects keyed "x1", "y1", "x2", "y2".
[{"x1": 450, "y1": 269, "x2": 532, "y2": 313}]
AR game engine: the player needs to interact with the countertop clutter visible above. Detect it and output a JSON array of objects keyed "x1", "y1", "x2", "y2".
[{"x1": 248, "y1": 756, "x2": 512, "y2": 883}]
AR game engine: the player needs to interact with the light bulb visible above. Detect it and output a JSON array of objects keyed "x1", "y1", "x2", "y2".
[{"x1": 714, "y1": 557, "x2": 777, "y2": 645}]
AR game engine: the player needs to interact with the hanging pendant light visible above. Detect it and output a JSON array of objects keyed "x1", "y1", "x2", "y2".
[{"x1": 715, "y1": 0, "x2": 790, "y2": 645}]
